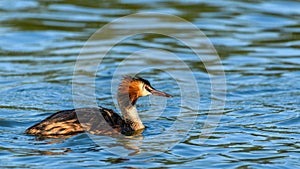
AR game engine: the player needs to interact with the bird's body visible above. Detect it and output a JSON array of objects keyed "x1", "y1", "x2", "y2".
[{"x1": 25, "y1": 76, "x2": 172, "y2": 137}]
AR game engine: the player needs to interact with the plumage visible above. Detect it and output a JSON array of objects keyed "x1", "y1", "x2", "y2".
[{"x1": 25, "y1": 76, "x2": 172, "y2": 137}]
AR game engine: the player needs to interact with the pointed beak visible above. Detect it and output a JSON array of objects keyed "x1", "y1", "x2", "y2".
[{"x1": 151, "y1": 89, "x2": 173, "y2": 98}]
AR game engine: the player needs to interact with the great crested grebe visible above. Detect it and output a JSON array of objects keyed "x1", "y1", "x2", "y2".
[{"x1": 25, "y1": 76, "x2": 172, "y2": 136}]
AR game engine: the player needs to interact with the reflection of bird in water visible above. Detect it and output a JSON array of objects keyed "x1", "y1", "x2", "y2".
[{"x1": 25, "y1": 76, "x2": 172, "y2": 137}]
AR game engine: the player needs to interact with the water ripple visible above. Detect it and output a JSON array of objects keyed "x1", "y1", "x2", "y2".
[{"x1": 0, "y1": 0, "x2": 299, "y2": 168}]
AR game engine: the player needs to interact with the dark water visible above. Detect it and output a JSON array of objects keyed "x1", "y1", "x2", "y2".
[{"x1": 1, "y1": 0, "x2": 300, "y2": 168}]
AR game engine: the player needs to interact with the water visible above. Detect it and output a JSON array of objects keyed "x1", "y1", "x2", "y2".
[{"x1": 1, "y1": 0, "x2": 300, "y2": 168}]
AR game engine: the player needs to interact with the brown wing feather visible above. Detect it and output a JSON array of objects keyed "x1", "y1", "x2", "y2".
[{"x1": 25, "y1": 107, "x2": 124, "y2": 136}]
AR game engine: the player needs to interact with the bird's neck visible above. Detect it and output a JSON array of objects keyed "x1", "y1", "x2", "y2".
[
  {"x1": 117, "y1": 93, "x2": 145, "y2": 131},
  {"x1": 120, "y1": 105, "x2": 144, "y2": 130}
]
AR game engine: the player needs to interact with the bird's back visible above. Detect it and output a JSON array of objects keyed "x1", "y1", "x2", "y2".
[{"x1": 25, "y1": 107, "x2": 124, "y2": 136}]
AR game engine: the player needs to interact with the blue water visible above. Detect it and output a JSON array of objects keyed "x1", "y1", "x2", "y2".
[{"x1": 1, "y1": 0, "x2": 300, "y2": 168}]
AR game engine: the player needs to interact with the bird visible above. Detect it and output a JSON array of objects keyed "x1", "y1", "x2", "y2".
[{"x1": 25, "y1": 76, "x2": 172, "y2": 137}]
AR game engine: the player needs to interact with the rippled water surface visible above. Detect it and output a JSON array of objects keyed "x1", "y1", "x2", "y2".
[{"x1": 1, "y1": 0, "x2": 300, "y2": 168}]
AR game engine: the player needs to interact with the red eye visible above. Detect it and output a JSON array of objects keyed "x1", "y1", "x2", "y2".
[{"x1": 145, "y1": 86, "x2": 152, "y2": 92}]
